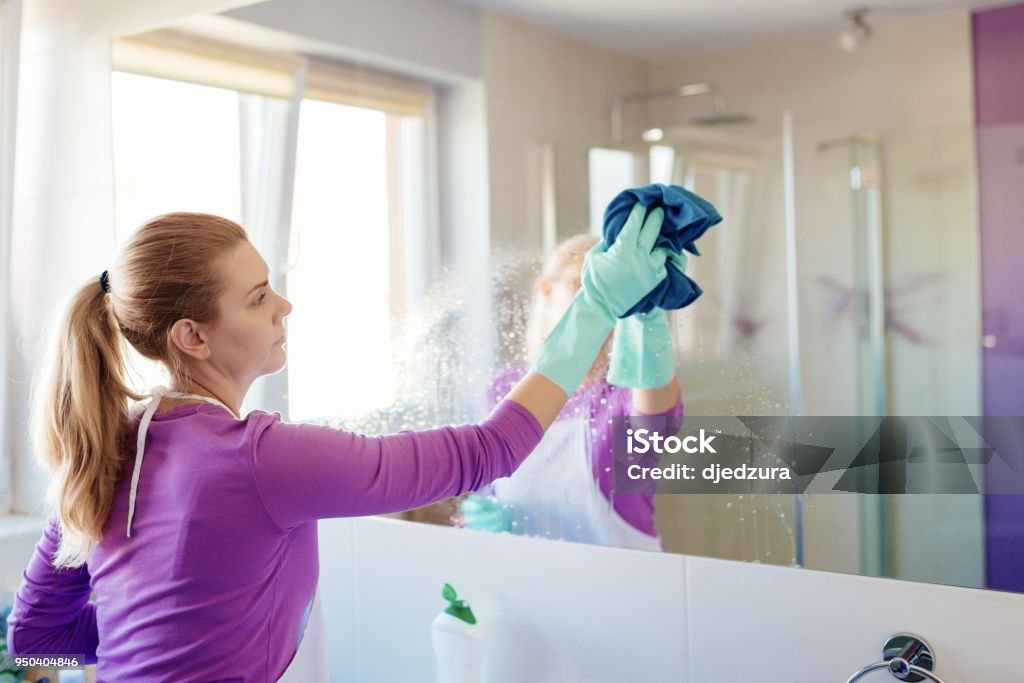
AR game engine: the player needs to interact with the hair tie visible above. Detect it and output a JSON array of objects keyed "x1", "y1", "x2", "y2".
[{"x1": 99, "y1": 270, "x2": 111, "y2": 294}]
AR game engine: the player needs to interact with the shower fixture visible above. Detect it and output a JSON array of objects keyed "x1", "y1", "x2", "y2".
[
  {"x1": 641, "y1": 128, "x2": 665, "y2": 143},
  {"x1": 610, "y1": 82, "x2": 753, "y2": 142},
  {"x1": 839, "y1": 6, "x2": 873, "y2": 52}
]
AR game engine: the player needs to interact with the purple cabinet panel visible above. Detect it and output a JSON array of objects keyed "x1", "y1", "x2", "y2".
[{"x1": 974, "y1": 3, "x2": 1024, "y2": 591}]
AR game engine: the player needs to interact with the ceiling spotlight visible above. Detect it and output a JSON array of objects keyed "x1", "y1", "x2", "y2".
[
  {"x1": 839, "y1": 7, "x2": 873, "y2": 52},
  {"x1": 642, "y1": 128, "x2": 665, "y2": 143}
]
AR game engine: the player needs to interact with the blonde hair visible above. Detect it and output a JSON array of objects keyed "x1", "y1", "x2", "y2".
[
  {"x1": 525, "y1": 233, "x2": 600, "y2": 359},
  {"x1": 30, "y1": 212, "x2": 248, "y2": 568}
]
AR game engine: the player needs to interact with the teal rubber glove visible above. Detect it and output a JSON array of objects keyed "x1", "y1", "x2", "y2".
[
  {"x1": 459, "y1": 493, "x2": 512, "y2": 533},
  {"x1": 532, "y1": 202, "x2": 668, "y2": 396},
  {"x1": 607, "y1": 252, "x2": 685, "y2": 389}
]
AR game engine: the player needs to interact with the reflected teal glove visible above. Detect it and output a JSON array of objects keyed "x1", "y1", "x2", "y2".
[
  {"x1": 607, "y1": 252, "x2": 684, "y2": 389},
  {"x1": 607, "y1": 308, "x2": 675, "y2": 389},
  {"x1": 532, "y1": 202, "x2": 668, "y2": 396},
  {"x1": 459, "y1": 493, "x2": 512, "y2": 533}
]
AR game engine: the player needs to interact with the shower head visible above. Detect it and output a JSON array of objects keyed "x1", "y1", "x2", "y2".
[
  {"x1": 686, "y1": 92, "x2": 754, "y2": 126},
  {"x1": 611, "y1": 84, "x2": 754, "y2": 140},
  {"x1": 687, "y1": 110, "x2": 754, "y2": 126}
]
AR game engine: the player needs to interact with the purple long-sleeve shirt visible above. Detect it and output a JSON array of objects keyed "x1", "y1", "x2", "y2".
[
  {"x1": 485, "y1": 368, "x2": 684, "y2": 537},
  {"x1": 7, "y1": 399, "x2": 542, "y2": 681}
]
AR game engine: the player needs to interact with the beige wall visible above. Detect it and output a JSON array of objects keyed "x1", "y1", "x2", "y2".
[{"x1": 482, "y1": 12, "x2": 647, "y2": 251}]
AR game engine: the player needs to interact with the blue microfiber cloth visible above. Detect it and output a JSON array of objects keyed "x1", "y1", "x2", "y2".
[{"x1": 602, "y1": 183, "x2": 722, "y2": 317}]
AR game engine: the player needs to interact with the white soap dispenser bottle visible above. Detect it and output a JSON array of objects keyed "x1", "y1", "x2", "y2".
[{"x1": 432, "y1": 582, "x2": 484, "y2": 683}]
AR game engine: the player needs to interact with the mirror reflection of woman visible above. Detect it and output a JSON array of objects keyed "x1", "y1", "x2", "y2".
[
  {"x1": 5, "y1": 205, "x2": 669, "y2": 681},
  {"x1": 461, "y1": 234, "x2": 683, "y2": 551}
]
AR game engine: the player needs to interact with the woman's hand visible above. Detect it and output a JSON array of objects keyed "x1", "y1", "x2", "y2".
[
  {"x1": 579, "y1": 203, "x2": 669, "y2": 318},
  {"x1": 530, "y1": 203, "x2": 667, "y2": 398},
  {"x1": 511, "y1": 201, "x2": 671, "y2": 429},
  {"x1": 458, "y1": 493, "x2": 513, "y2": 533}
]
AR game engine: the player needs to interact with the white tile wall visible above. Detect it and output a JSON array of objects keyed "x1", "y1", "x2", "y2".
[
  {"x1": 317, "y1": 517, "x2": 687, "y2": 682},
  {"x1": 685, "y1": 555, "x2": 1024, "y2": 681},
  {"x1": 322, "y1": 518, "x2": 1024, "y2": 682}
]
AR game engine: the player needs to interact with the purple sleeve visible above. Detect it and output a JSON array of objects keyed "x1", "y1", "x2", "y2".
[
  {"x1": 592, "y1": 387, "x2": 684, "y2": 472},
  {"x1": 251, "y1": 400, "x2": 544, "y2": 530},
  {"x1": 6, "y1": 517, "x2": 98, "y2": 664},
  {"x1": 589, "y1": 389, "x2": 684, "y2": 538}
]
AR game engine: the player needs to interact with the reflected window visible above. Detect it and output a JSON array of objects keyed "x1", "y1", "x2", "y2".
[
  {"x1": 588, "y1": 147, "x2": 635, "y2": 235},
  {"x1": 649, "y1": 144, "x2": 675, "y2": 184}
]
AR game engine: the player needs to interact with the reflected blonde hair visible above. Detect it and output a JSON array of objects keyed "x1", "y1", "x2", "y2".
[
  {"x1": 525, "y1": 233, "x2": 600, "y2": 359},
  {"x1": 30, "y1": 213, "x2": 248, "y2": 568}
]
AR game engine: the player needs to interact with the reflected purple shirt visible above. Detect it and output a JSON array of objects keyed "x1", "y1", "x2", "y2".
[{"x1": 485, "y1": 367, "x2": 684, "y2": 537}]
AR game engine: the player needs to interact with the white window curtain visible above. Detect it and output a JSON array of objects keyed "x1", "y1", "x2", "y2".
[
  {"x1": 237, "y1": 90, "x2": 303, "y2": 417},
  {"x1": 0, "y1": 0, "x2": 24, "y2": 514}
]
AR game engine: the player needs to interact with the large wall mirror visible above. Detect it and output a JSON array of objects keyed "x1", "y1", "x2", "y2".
[{"x1": 92, "y1": 1, "x2": 1016, "y2": 598}]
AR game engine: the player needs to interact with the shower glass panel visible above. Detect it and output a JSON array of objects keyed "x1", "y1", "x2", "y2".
[
  {"x1": 810, "y1": 127, "x2": 984, "y2": 587},
  {"x1": 851, "y1": 139, "x2": 891, "y2": 579}
]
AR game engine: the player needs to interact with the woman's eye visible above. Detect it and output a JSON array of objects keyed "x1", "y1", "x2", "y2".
[{"x1": 255, "y1": 292, "x2": 267, "y2": 305}]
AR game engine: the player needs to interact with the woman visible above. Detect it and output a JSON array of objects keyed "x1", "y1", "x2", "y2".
[
  {"x1": 460, "y1": 234, "x2": 683, "y2": 550},
  {"x1": 6, "y1": 203, "x2": 668, "y2": 681}
]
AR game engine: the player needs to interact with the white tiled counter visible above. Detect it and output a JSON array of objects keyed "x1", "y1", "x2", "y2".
[{"x1": 318, "y1": 517, "x2": 1024, "y2": 682}]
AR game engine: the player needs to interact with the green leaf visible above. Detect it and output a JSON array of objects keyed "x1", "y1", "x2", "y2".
[{"x1": 441, "y1": 583, "x2": 456, "y2": 602}]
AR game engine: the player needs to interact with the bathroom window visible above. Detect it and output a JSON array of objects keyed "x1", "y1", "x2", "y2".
[
  {"x1": 110, "y1": 30, "x2": 436, "y2": 421},
  {"x1": 111, "y1": 72, "x2": 245, "y2": 247}
]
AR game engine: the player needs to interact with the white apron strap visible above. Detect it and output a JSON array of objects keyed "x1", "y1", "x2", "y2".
[{"x1": 126, "y1": 385, "x2": 236, "y2": 537}]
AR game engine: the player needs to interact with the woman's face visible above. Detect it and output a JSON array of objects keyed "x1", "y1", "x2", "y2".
[{"x1": 171, "y1": 240, "x2": 292, "y2": 395}]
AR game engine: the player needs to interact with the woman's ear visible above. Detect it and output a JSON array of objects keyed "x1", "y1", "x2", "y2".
[
  {"x1": 538, "y1": 277, "x2": 553, "y2": 298},
  {"x1": 169, "y1": 319, "x2": 211, "y2": 360}
]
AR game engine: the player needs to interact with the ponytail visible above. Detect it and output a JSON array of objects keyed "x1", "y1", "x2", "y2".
[
  {"x1": 29, "y1": 212, "x2": 248, "y2": 568},
  {"x1": 30, "y1": 278, "x2": 144, "y2": 568}
]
